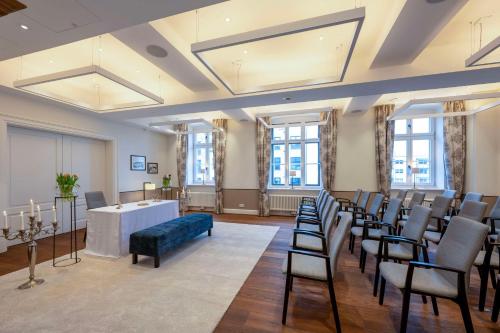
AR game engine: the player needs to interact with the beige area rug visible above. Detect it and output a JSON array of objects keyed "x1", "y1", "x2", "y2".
[{"x1": 0, "y1": 222, "x2": 279, "y2": 333}]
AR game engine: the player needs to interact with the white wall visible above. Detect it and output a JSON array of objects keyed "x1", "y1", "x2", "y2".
[
  {"x1": 0, "y1": 88, "x2": 169, "y2": 192},
  {"x1": 335, "y1": 111, "x2": 378, "y2": 191}
]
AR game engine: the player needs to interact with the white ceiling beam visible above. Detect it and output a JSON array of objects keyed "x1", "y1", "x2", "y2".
[
  {"x1": 342, "y1": 94, "x2": 381, "y2": 115},
  {"x1": 221, "y1": 109, "x2": 255, "y2": 122},
  {"x1": 391, "y1": 99, "x2": 500, "y2": 120},
  {"x1": 371, "y1": 0, "x2": 467, "y2": 68}
]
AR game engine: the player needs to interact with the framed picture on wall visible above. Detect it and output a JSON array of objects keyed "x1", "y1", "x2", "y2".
[
  {"x1": 130, "y1": 155, "x2": 146, "y2": 171},
  {"x1": 147, "y1": 162, "x2": 158, "y2": 174}
]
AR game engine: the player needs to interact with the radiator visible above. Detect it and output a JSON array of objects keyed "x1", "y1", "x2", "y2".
[
  {"x1": 270, "y1": 195, "x2": 303, "y2": 213},
  {"x1": 188, "y1": 192, "x2": 215, "y2": 209}
]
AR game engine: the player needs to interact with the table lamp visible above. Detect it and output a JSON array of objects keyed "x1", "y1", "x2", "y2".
[
  {"x1": 411, "y1": 167, "x2": 420, "y2": 189},
  {"x1": 143, "y1": 182, "x2": 156, "y2": 200}
]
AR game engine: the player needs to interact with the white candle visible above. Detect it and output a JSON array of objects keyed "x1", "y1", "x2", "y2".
[
  {"x1": 52, "y1": 205, "x2": 57, "y2": 223},
  {"x1": 3, "y1": 210, "x2": 8, "y2": 229},
  {"x1": 30, "y1": 199, "x2": 34, "y2": 217},
  {"x1": 20, "y1": 211, "x2": 24, "y2": 230},
  {"x1": 37, "y1": 205, "x2": 41, "y2": 221}
]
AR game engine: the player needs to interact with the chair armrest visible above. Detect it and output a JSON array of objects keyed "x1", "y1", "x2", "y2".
[
  {"x1": 408, "y1": 261, "x2": 465, "y2": 274},
  {"x1": 296, "y1": 219, "x2": 321, "y2": 229},
  {"x1": 401, "y1": 207, "x2": 412, "y2": 213},
  {"x1": 378, "y1": 235, "x2": 421, "y2": 261},
  {"x1": 336, "y1": 198, "x2": 351, "y2": 203},
  {"x1": 292, "y1": 230, "x2": 327, "y2": 254},
  {"x1": 288, "y1": 248, "x2": 329, "y2": 259},
  {"x1": 293, "y1": 229, "x2": 325, "y2": 238},
  {"x1": 364, "y1": 213, "x2": 379, "y2": 220},
  {"x1": 364, "y1": 221, "x2": 396, "y2": 230}
]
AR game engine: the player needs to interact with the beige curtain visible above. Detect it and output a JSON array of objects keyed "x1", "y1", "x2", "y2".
[
  {"x1": 175, "y1": 124, "x2": 188, "y2": 211},
  {"x1": 374, "y1": 105, "x2": 395, "y2": 197},
  {"x1": 443, "y1": 100, "x2": 466, "y2": 198},
  {"x1": 256, "y1": 117, "x2": 271, "y2": 216},
  {"x1": 319, "y1": 109, "x2": 338, "y2": 192},
  {"x1": 212, "y1": 119, "x2": 228, "y2": 214}
]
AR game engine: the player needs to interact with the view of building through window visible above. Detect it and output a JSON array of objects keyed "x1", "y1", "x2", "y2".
[
  {"x1": 188, "y1": 132, "x2": 215, "y2": 185},
  {"x1": 392, "y1": 118, "x2": 434, "y2": 186},
  {"x1": 271, "y1": 125, "x2": 320, "y2": 187}
]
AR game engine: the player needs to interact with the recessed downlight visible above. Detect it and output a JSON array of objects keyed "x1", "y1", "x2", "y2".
[
  {"x1": 243, "y1": 50, "x2": 248, "y2": 54},
  {"x1": 146, "y1": 45, "x2": 168, "y2": 58},
  {"x1": 20, "y1": 24, "x2": 29, "y2": 30},
  {"x1": 225, "y1": 17, "x2": 231, "y2": 22},
  {"x1": 319, "y1": 36, "x2": 324, "y2": 41},
  {"x1": 283, "y1": 97, "x2": 291, "y2": 101}
]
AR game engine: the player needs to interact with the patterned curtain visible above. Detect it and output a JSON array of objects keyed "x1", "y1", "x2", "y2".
[
  {"x1": 319, "y1": 109, "x2": 338, "y2": 192},
  {"x1": 374, "y1": 105, "x2": 395, "y2": 197},
  {"x1": 443, "y1": 100, "x2": 466, "y2": 198},
  {"x1": 175, "y1": 124, "x2": 188, "y2": 211},
  {"x1": 212, "y1": 119, "x2": 228, "y2": 214},
  {"x1": 256, "y1": 117, "x2": 271, "y2": 216}
]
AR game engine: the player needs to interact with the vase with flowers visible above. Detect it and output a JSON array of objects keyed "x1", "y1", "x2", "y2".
[
  {"x1": 56, "y1": 173, "x2": 80, "y2": 200},
  {"x1": 162, "y1": 174, "x2": 172, "y2": 188}
]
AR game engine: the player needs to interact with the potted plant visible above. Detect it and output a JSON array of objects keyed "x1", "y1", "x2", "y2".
[
  {"x1": 162, "y1": 174, "x2": 172, "y2": 188},
  {"x1": 56, "y1": 173, "x2": 80, "y2": 200}
]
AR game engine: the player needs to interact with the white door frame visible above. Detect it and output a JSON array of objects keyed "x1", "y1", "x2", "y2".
[{"x1": 0, "y1": 113, "x2": 118, "y2": 252}]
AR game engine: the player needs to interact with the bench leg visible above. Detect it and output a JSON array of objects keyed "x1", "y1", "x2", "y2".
[
  {"x1": 154, "y1": 256, "x2": 160, "y2": 268},
  {"x1": 132, "y1": 253, "x2": 138, "y2": 264},
  {"x1": 208, "y1": 228, "x2": 212, "y2": 236}
]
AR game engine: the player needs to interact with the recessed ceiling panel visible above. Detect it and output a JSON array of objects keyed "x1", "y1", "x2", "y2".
[{"x1": 192, "y1": 7, "x2": 364, "y2": 95}]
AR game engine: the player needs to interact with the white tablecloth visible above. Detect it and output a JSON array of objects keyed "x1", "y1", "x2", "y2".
[{"x1": 85, "y1": 200, "x2": 179, "y2": 258}]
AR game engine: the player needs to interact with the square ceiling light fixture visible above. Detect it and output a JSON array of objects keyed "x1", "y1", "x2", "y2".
[
  {"x1": 465, "y1": 36, "x2": 500, "y2": 67},
  {"x1": 13, "y1": 65, "x2": 164, "y2": 111},
  {"x1": 192, "y1": 7, "x2": 365, "y2": 95}
]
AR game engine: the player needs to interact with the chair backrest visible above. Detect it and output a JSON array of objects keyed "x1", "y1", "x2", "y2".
[
  {"x1": 352, "y1": 189, "x2": 362, "y2": 205},
  {"x1": 396, "y1": 189, "x2": 408, "y2": 201},
  {"x1": 408, "y1": 191, "x2": 425, "y2": 209},
  {"x1": 460, "y1": 192, "x2": 484, "y2": 210},
  {"x1": 324, "y1": 202, "x2": 340, "y2": 246},
  {"x1": 459, "y1": 200, "x2": 487, "y2": 222},
  {"x1": 329, "y1": 213, "x2": 352, "y2": 277},
  {"x1": 431, "y1": 195, "x2": 453, "y2": 219},
  {"x1": 382, "y1": 198, "x2": 403, "y2": 227},
  {"x1": 367, "y1": 193, "x2": 385, "y2": 216},
  {"x1": 442, "y1": 189, "x2": 456, "y2": 199},
  {"x1": 317, "y1": 189, "x2": 326, "y2": 203},
  {"x1": 488, "y1": 196, "x2": 500, "y2": 219},
  {"x1": 318, "y1": 194, "x2": 335, "y2": 220},
  {"x1": 358, "y1": 191, "x2": 370, "y2": 210},
  {"x1": 436, "y1": 216, "x2": 488, "y2": 286},
  {"x1": 85, "y1": 191, "x2": 107, "y2": 210},
  {"x1": 401, "y1": 205, "x2": 431, "y2": 241}
]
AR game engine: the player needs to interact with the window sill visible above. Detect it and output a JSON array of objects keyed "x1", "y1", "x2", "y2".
[
  {"x1": 187, "y1": 184, "x2": 215, "y2": 188},
  {"x1": 268, "y1": 186, "x2": 321, "y2": 191},
  {"x1": 391, "y1": 185, "x2": 444, "y2": 191}
]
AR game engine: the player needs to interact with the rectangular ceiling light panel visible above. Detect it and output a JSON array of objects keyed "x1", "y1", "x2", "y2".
[
  {"x1": 465, "y1": 36, "x2": 500, "y2": 67},
  {"x1": 192, "y1": 7, "x2": 365, "y2": 95},
  {"x1": 13, "y1": 65, "x2": 163, "y2": 111}
]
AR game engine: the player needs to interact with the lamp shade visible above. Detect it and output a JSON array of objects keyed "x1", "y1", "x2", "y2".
[
  {"x1": 411, "y1": 168, "x2": 420, "y2": 174},
  {"x1": 144, "y1": 183, "x2": 156, "y2": 191},
  {"x1": 290, "y1": 171, "x2": 297, "y2": 177}
]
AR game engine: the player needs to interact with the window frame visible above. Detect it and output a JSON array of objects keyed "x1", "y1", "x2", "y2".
[
  {"x1": 188, "y1": 131, "x2": 214, "y2": 186},
  {"x1": 269, "y1": 125, "x2": 321, "y2": 188},
  {"x1": 392, "y1": 118, "x2": 436, "y2": 188}
]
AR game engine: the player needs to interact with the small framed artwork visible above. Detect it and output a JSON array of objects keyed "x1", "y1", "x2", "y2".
[
  {"x1": 130, "y1": 155, "x2": 146, "y2": 171},
  {"x1": 147, "y1": 162, "x2": 159, "y2": 174}
]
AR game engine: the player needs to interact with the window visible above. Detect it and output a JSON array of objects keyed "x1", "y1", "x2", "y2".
[
  {"x1": 270, "y1": 125, "x2": 320, "y2": 187},
  {"x1": 187, "y1": 132, "x2": 214, "y2": 185},
  {"x1": 392, "y1": 118, "x2": 435, "y2": 187}
]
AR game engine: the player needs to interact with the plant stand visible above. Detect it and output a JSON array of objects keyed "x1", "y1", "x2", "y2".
[{"x1": 53, "y1": 195, "x2": 81, "y2": 267}]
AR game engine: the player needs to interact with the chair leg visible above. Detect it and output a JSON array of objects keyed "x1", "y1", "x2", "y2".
[
  {"x1": 373, "y1": 257, "x2": 381, "y2": 297},
  {"x1": 492, "y1": 282, "x2": 500, "y2": 322},
  {"x1": 327, "y1": 277, "x2": 342, "y2": 333},
  {"x1": 360, "y1": 249, "x2": 367, "y2": 273},
  {"x1": 490, "y1": 268, "x2": 497, "y2": 289},
  {"x1": 83, "y1": 228, "x2": 87, "y2": 243},
  {"x1": 282, "y1": 273, "x2": 292, "y2": 325},
  {"x1": 348, "y1": 233, "x2": 353, "y2": 251},
  {"x1": 478, "y1": 266, "x2": 489, "y2": 311},
  {"x1": 350, "y1": 236, "x2": 355, "y2": 254},
  {"x1": 289, "y1": 276, "x2": 293, "y2": 291},
  {"x1": 431, "y1": 296, "x2": 439, "y2": 316},
  {"x1": 379, "y1": 277, "x2": 386, "y2": 305},
  {"x1": 421, "y1": 295, "x2": 427, "y2": 304},
  {"x1": 400, "y1": 289, "x2": 411, "y2": 333},
  {"x1": 458, "y1": 294, "x2": 474, "y2": 333}
]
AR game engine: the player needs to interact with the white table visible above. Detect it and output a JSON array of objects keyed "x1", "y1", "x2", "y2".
[{"x1": 85, "y1": 200, "x2": 179, "y2": 258}]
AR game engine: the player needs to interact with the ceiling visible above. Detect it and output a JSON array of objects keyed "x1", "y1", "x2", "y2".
[{"x1": 0, "y1": 0, "x2": 498, "y2": 129}]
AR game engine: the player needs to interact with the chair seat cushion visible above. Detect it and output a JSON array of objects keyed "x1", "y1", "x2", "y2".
[
  {"x1": 351, "y1": 226, "x2": 387, "y2": 239},
  {"x1": 281, "y1": 253, "x2": 327, "y2": 281},
  {"x1": 297, "y1": 223, "x2": 321, "y2": 232},
  {"x1": 289, "y1": 234, "x2": 323, "y2": 251},
  {"x1": 425, "y1": 224, "x2": 439, "y2": 232},
  {"x1": 361, "y1": 240, "x2": 413, "y2": 260},
  {"x1": 398, "y1": 220, "x2": 407, "y2": 228},
  {"x1": 423, "y1": 231, "x2": 442, "y2": 243},
  {"x1": 379, "y1": 262, "x2": 458, "y2": 298},
  {"x1": 474, "y1": 250, "x2": 500, "y2": 268}
]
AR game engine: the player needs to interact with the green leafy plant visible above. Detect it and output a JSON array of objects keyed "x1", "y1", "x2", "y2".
[
  {"x1": 56, "y1": 173, "x2": 80, "y2": 200},
  {"x1": 162, "y1": 174, "x2": 172, "y2": 188}
]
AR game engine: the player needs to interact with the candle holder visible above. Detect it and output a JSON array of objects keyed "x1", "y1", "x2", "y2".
[{"x1": 2, "y1": 216, "x2": 58, "y2": 289}]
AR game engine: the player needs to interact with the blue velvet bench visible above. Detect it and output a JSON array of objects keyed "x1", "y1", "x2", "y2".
[{"x1": 129, "y1": 213, "x2": 213, "y2": 268}]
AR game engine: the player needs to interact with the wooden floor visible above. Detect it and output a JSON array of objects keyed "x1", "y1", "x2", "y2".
[{"x1": 0, "y1": 214, "x2": 498, "y2": 332}]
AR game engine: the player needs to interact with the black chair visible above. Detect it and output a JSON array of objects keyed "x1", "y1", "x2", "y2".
[
  {"x1": 492, "y1": 245, "x2": 500, "y2": 322},
  {"x1": 83, "y1": 191, "x2": 107, "y2": 242}
]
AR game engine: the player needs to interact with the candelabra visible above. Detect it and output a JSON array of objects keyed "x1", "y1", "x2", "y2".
[{"x1": 2, "y1": 216, "x2": 58, "y2": 289}]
